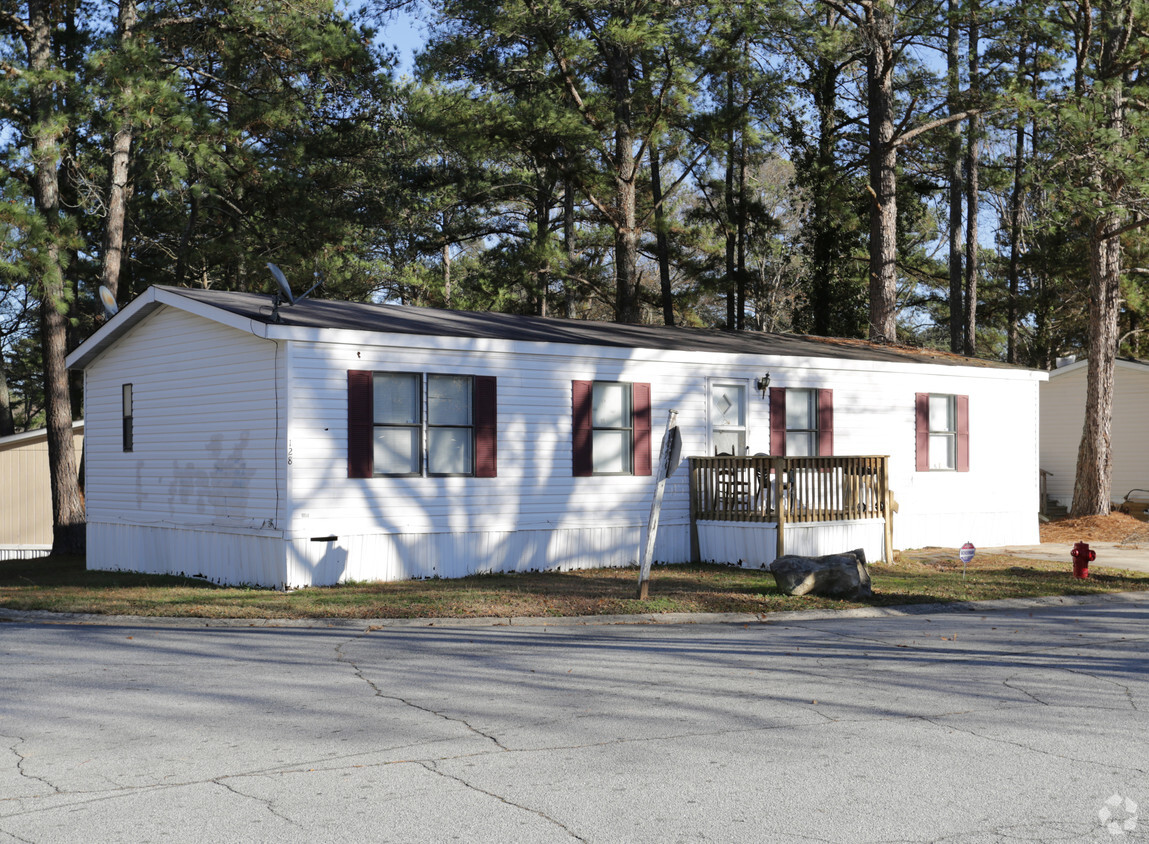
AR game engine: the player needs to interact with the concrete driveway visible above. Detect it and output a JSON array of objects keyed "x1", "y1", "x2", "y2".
[
  {"x1": 983, "y1": 542, "x2": 1149, "y2": 574},
  {"x1": 2, "y1": 595, "x2": 1148, "y2": 843}
]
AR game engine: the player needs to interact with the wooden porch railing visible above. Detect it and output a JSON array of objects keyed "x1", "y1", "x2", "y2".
[{"x1": 688, "y1": 455, "x2": 894, "y2": 561}]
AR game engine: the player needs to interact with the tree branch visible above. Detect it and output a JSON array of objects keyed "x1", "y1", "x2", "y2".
[{"x1": 893, "y1": 108, "x2": 986, "y2": 148}]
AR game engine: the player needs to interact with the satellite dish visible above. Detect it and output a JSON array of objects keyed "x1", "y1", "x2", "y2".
[
  {"x1": 266, "y1": 263, "x2": 294, "y2": 305},
  {"x1": 98, "y1": 285, "x2": 119, "y2": 318}
]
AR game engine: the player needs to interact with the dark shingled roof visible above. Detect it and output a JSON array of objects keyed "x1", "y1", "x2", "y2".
[{"x1": 162, "y1": 285, "x2": 1024, "y2": 370}]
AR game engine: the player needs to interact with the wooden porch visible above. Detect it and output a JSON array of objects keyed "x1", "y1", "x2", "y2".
[{"x1": 687, "y1": 455, "x2": 895, "y2": 563}]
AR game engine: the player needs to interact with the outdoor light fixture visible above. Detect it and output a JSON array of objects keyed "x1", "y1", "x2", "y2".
[{"x1": 755, "y1": 372, "x2": 771, "y2": 398}]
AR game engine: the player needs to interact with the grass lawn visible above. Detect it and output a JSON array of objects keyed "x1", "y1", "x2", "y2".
[{"x1": 1, "y1": 551, "x2": 1147, "y2": 620}]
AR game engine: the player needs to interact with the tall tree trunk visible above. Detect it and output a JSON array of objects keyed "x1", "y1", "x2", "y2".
[
  {"x1": 442, "y1": 242, "x2": 451, "y2": 308},
  {"x1": 736, "y1": 128, "x2": 748, "y2": 332},
  {"x1": 99, "y1": 0, "x2": 138, "y2": 303},
  {"x1": 1006, "y1": 34, "x2": 1031, "y2": 365},
  {"x1": 650, "y1": 144, "x2": 675, "y2": 326},
  {"x1": 946, "y1": 0, "x2": 964, "y2": 353},
  {"x1": 1072, "y1": 213, "x2": 1122, "y2": 515},
  {"x1": 563, "y1": 173, "x2": 575, "y2": 318},
  {"x1": 810, "y1": 44, "x2": 838, "y2": 336},
  {"x1": 866, "y1": 0, "x2": 898, "y2": 343},
  {"x1": 1071, "y1": 4, "x2": 1130, "y2": 516},
  {"x1": 534, "y1": 189, "x2": 550, "y2": 317},
  {"x1": 724, "y1": 72, "x2": 737, "y2": 330},
  {"x1": 175, "y1": 191, "x2": 198, "y2": 286},
  {"x1": 0, "y1": 348, "x2": 14, "y2": 437},
  {"x1": 963, "y1": 0, "x2": 980, "y2": 357},
  {"x1": 606, "y1": 48, "x2": 640, "y2": 324},
  {"x1": 29, "y1": 0, "x2": 84, "y2": 553}
]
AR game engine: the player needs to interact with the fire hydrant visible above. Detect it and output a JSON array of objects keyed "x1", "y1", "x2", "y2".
[{"x1": 1071, "y1": 541, "x2": 1096, "y2": 579}]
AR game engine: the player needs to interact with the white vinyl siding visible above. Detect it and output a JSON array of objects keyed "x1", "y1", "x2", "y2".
[
  {"x1": 284, "y1": 336, "x2": 1043, "y2": 554},
  {"x1": 82, "y1": 306, "x2": 282, "y2": 532}
]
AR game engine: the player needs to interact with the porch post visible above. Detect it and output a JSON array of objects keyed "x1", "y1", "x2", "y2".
[
  {"x1": 774, "y1": 457, "x2": 786, "y2": 560},
  {"x1": 688, "y1": 458, "x2": 700, "y2": 563}
]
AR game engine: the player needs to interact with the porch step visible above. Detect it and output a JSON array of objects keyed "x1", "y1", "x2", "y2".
[{"x1": 1043, "y1": 496, "x2": 1069, "y2": 521}]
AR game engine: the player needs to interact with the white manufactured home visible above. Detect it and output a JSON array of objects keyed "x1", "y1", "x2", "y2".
[
  {"x1": 1040, "y1": 357, "x2": 1149, "y2": 509},
  {"x1": 67, "y1": 285, "x2": 1046, "y2": 588}
]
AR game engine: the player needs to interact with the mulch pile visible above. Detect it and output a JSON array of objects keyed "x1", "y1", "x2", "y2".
[{"x1": 1040, "y1": 512, "x2": 1149, "y2": 545}]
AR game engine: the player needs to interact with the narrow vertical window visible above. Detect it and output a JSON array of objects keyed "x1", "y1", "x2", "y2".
[
  {"x1": 591, "y1": 381, "x2": 632, "y2": 474},
  {"x1": 427, "y1": 374, "x2": 473, "y2": 475},
  {"x1": 785, "y1": 388, "x2": 818, "y2": 456},
  {"x1": 372, "y1": 372, "x2": 421, "y2": 475},
  {"x1": 928, "y1": 394, "x2": 957, "y2": 470},
  {"x1": 122, "y1": 383, "x2": 133, "y2": 452}
]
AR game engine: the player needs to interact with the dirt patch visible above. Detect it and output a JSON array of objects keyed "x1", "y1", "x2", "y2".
[{"x1": 1040, "y1": 512, "x2": 1149, "y2": 545}]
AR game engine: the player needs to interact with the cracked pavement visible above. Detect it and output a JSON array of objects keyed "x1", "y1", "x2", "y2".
[{"x1": 1, "y1": 595, "x2": 1147, "y2": 843}]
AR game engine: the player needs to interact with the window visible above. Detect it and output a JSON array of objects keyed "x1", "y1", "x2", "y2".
[
  {"x1": 709, "y1": 381, "x2": 747, "y2": 455},
  {"x1": 122, "y1": 383, "x2": 133, "y2": 452},
  {"x1": 769, "y1": 387, "x2": 833, "y2": 456},
  {"x1": 347, "y1": 371, "x2": 496, "y2": 479},
  {"x1": 427, "y1": 375, "x2": 473, "y2": 475},
  {"x1": 572, "y1": 380, "x2": 651, "y2": 477},
  {"x1": 915, "y1": 393, "x2": 969, "y2": 472},
  {"x1": 928, "y1": 394, "x2": 956, "y2": 470}
]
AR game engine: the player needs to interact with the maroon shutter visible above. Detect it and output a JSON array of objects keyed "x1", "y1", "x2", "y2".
[
  {"x1": 474, "y1": 376, "x2": 497, "y2": 477},
  {"x1": 348, "y1": 370, "x2": 373, "y2": 478},
  {"x1": 769, "y1": 387, "x2": 786, "y2": 455},
  {"x1": 914, "y1": 392, "x2": 929, "y2": 471},
  {"x1": 955, "y1": 394, "x2": 970, "y2": 472},
  {"x1": 817, "y1": 389, "x2": 834, "y2": 457},
  {"x1": 572, "y1": 380, "x2": 593, "y2": 477},
  {"x1": 633, "y1": 382, "x2": 652, "y2": 476}
]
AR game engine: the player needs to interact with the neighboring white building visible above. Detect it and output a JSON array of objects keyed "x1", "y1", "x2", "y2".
[
  {"x1": 66, "y1": 285, "x2": 1046, "y2": 588},
  {"x1": 1040, "y1": 357, "x2": 1149, "y2": 509}
]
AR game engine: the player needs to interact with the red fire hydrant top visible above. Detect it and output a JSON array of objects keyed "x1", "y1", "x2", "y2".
[{"x1": 1070, "y1": 541, "x2": 1095, "y2": 579}]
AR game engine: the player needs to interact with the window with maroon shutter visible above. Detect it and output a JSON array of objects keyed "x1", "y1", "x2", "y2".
[
  {"x1": 572, "y1": 380, "x2": 650, "y2": 475},
  {"x1": 349, "y1": 371, "x2": 497, "y2": 478},
  {"x1": 769, "y1": 387, "x2": 833, "y2": 456},
  {"x1": 916, "y1": 393, "x2": 968, "y2": 471}
]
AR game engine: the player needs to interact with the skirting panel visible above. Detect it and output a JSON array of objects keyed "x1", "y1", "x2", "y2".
[
  {"x1": 86, "y1": 522, "x2": 287, "y2": 587},
  {"x1": 86, "y1": 520, "x2": 695, "y2": 588},
  {"x1": 288, "y1": 522, "x2": 692, "y2": 586},
  {"x1": 0, "y1": 546, "x2": 51, "y2": 561},
  {"x1": 698, "y1": 519, "x2": 886, "y2": 568}
]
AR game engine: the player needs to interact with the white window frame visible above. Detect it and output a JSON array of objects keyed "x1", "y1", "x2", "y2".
[
  {"x1": 590, "y1": 381, "x2": 634, "y2": 475},
  {"x1": 927, "y1": 393, "x2": 958, "y2": 471},
  {"x1": 372, "y1": 372, "x2": 476, "y2": 477},
  {"x1": 785, "y1": 388, "x2": 819, "y2": 457}
]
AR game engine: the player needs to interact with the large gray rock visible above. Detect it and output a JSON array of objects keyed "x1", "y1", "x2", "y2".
[{"x1": 768, "y1": 549, "x2": 872, "y2": 599}]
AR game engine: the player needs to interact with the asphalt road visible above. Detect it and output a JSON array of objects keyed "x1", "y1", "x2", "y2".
[{"x1": 2, "y1": 596, "x2": 1147, "y2": 843}]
